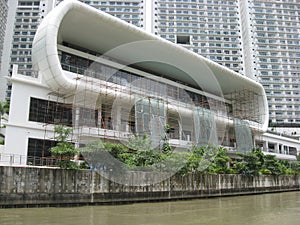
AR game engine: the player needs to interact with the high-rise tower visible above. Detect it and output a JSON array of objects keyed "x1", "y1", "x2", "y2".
[
  {"x1": 154, "y1": 0, "x2": 244, "y2": 75},
  {"x1": 0, "y1": 0, "x2": 8, "y2": 101},
  {"x1": 0, "y1": 0, "x2": 56, "y2": 100},
  {"x1": 79, "y1": 0, "x2": 146, "y2": 28},
  {"x1": 249, "y1": 0, "x2": 300, "y2": 127}
]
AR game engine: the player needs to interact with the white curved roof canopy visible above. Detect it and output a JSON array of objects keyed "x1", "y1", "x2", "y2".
[{"x1": 32, "y1": 0, "x2": 268, "y2": 131}]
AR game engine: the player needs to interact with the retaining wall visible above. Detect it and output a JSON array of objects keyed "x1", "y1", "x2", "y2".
[{"x1": 0, "y1": 166, "x2": 299, "y2": 208}]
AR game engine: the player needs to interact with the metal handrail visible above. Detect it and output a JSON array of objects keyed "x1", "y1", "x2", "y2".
[
  {"x1": 0, "y1": 153, "x2": 60, "y2": 167},
  {"x1": 0, "y1": 153, "x2": 27, "y2": 165}
]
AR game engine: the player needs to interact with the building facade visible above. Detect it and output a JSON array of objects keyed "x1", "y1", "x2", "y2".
[
  {"x1": 153, "y1": 0, "x2": 300, "y2": 133},
  {"x1": 80, "y1": 0, "x2": 146, "y2": 28},
  {"x1": 154, "y1": 0, "x2": 244, "y2": 75},
  {"x1": 2, "y1": 0, "x2": 271, "y2": 166},
  {"x1": 0, "y1": 0, "x2": 57, "y2": 101},
  {"x1": 249, "y1": 0, "x2": 300, "y2": 128},
  {"x1": 0, "y1": 0, "x2": 8, "y2": 101},
  {"x1": 0, "y1": 0, "x2": 8, "y2": 68}
]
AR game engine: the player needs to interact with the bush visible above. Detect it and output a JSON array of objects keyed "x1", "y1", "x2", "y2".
[{"x1": 78, "y1": 139, "x2": 300, "y2": 176}]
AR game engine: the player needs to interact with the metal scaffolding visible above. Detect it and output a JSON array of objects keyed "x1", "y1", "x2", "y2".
[{"x1": 40, "y1": 53, "x2": 266, "y2": 155}]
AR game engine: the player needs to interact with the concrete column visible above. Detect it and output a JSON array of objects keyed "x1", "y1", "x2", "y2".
[
  {"x1": 111, "y1": 102, "x2": 121, "y2": 131},
  {"x1": 97, "y1": 102, "x2": 102, "y2": 128},
  {"x1": 179, "y1": 123, "x2": 182, "y2": 140},
  {"x1": 74, "y1": 107, "x2": 81, "y2": 148},
  {"x1": 75, "y1": 107, "x2": 80, "y2": 128},
  {"x1": 284, "y1": 146, "x2": 288, "y2": 155},
  {"x1": 263, "y1": 141, "x2": 268, "y2": 152},
  {"x1": 275, "y1": 143, "x2": 279, "y2": 154}
]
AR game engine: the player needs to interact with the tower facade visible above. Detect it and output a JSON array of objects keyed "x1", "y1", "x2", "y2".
[
  {"x1": 249, "y1": 0, "x2": 300, "y2": 127},
  {"x1": 0, "y1": 0, "x2": 56, "y2": 100},
  {"x1": 0, "y1": 0, "x2": 8, "y2": 67},
  {"x1": 80, "y1": 0, "x2": 146, "y2": 28},
  {"x1": 154, "y1": 0, "x2": 244, "y2": 75},
  {"x1": 154, "y1": 0, "x2": 300, "y2": 130},
  {"x1": 0, "y1": 0, "x2": 8, "y2": 101}
]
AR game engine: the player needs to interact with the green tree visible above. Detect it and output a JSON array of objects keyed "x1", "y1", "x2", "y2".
[
  {"x1": 0, "y1": 101, "x2": 9, "y2": 128},
  {"x1": 205, "y1": 146, "x2": 232, "y2": 174},
  {"x1": 80, "y1": 140, "x2": 128, "y2": 170},
  {"x1": 178, "y1": 145, "x2": 231, "y2": 175},
  {"x1": 290, "y1": 161, "x2": 300, "y2": 175},
  {"x1": 124, "y1": 135, "x2": 162, "y2": 168},
  {"x1": 233, "y1": 148, "x2": 264, "y2": 176},
  {"x1": 0, "y1": 101, "x2": 9, "y2": 145},
  {"x1": 50, "y1": 125, "x2": 78, "y2": 169},
  {"x1": 295, "y1": 156, "x2": 300, "y2": 174},
  {"x1": 232, "y1": 148, "x2": 298, "y2": 176},
  {"x1": 180, "y1": 145, "x2": 208, "y2": 174},
  {"x1": 262, "y1": 154, "x2": 281, "y2": 175}
]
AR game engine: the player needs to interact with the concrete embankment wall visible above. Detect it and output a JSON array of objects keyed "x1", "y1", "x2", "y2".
[{"x1": 0, "y1": 166, "x2": 299, "y2": 208}]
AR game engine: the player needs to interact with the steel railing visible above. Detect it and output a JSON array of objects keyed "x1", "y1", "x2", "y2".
[{"x1": 0, "y1": 153, "x2": 60, "y2": 167}]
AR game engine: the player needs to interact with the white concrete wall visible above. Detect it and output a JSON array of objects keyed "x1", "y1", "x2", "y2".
[
  {"x1": 239, "y1": 0, "x2": 256, "y2": 81},
  {"x1": 4, "y1": 70, "x2": 56, "y2": 164},
  {"x1": 0, "y1": 145, "x2": 4, "y2": 153}
]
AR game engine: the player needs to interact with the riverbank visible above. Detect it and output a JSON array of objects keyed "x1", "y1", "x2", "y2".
[
  {"x1": 1, "y1": 192, "x2": 300, "y2": 225},
  {"x1": 0, "y1": 166, "x2": 299, "y2": 208}
]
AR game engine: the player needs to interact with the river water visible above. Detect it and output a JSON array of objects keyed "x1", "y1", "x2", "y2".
[{"x1": 0, "y1": 192, "x2": 299, "y2": 225}]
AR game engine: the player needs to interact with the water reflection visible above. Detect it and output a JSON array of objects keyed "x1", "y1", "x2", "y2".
[{"x1": 0, "y1": 192, "x2": 299, "y2": 225}]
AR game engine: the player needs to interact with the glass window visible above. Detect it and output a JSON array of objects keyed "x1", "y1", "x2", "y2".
[
  {"x1": 29, "y1": 98, "x2": 73, "y2": 126},
  {"x1": 27, "y1": 138, "x2": 56, "y2": 161}
]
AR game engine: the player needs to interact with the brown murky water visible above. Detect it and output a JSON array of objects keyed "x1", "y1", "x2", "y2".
[{"x1": 0, "y1": 191, "x2": 299, "y2": 225}]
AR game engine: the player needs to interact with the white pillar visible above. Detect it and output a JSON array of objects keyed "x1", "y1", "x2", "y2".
[
  {"x1": 263, "y1": 141, "x2": 268, "y2": 152},
  {"x1": 275, "y1": 143, "x2": 279, "y2": 154},
  {"x1": 97, "y1": 101, "x2": 102, "y2": 128}
]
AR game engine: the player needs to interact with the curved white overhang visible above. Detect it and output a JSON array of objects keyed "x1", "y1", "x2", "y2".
[{"x1": 32, "y1": 0, "x2": 268, "y2": 131}]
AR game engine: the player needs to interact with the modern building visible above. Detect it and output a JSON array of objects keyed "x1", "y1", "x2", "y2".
[
  {"x1": 1, "y1": 0, "x2": 299, "y2": 165},
  {"x1": 1, "y1": 0, "x2": 300, "y2": 131},
  {"x1": 0, "y1": 0, "x2": 8, "y2": 101},
  {"x1": 2, "y1": 0, "x2": 271, "y2": 166}
]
